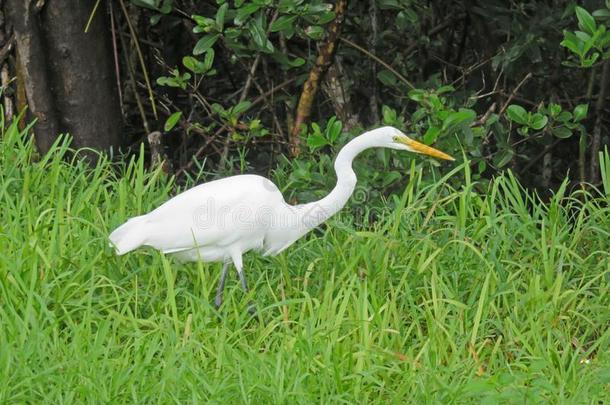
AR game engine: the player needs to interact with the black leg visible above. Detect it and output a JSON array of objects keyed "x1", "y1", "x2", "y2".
[
  {"x1": 238, "y1": 270, "x2": 248, "y2": 292},
  {"x1": 237, "y1": 270, "x2": 256, "y2": 315},
  {"x1": 215, "y1": 262, "x2": 230, "y2": 309}
]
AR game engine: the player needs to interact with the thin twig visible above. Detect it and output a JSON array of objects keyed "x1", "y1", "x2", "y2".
[
  {"x1": 117, "y1": 0, "x2": 158, "y2": 119},
  {"x1": 238, "y1": 54, "x2": 261, "y2": 103},
  {"x1": 176, "y1": 125, "x2": 227, "y2": 177},
  {"x1": 471, "y1": 102, "x2": 496, "y2": 127},
  {"x1": 118, "y1": 22, "x2": 149, "y2": 134},
  {"x1": 249, "y1": 78, "x2": 296, "y2": 110},
  {"x1": 176, "y1": 76, "x2": 295, "y2": 176},
  {"x1": 498, "y1": 72, "x2": 533, "y2": 116},
  {"x1": 108, "y1": 1, "x2": 124, "y2": 114}
]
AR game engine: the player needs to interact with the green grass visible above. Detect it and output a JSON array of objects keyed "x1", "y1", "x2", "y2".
[{"x1": 1, "y1": 118, "x2": 609, "y2": 404}]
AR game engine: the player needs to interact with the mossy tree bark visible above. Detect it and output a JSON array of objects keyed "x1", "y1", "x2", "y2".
[
  {"x1": 6, "y1": 0, "x2": 122, "y2": 154},
  {"x1": 289, "y1": 0, "x2": 347, "y2": 157}
]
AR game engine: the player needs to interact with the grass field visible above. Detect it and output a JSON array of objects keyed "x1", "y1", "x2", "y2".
[{"x1": 1, "y1": 118, "x2": 609, "y2": 403}]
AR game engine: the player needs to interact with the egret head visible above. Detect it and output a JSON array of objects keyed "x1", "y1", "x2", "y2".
[{"x1": 374, "y1": 126, "x2": 455, "y2": 161}]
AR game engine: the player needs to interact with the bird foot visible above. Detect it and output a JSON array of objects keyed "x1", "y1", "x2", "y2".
[
  {"x1": 247, "y1": 301, "x2": 257, "y2": 316},
  {"x1": 214, "y1": 295, "x2": 223, "y2": 310}
]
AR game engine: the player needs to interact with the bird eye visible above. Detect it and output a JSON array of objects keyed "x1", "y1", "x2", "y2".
[{"x1": 392, "y1": 136, "x2": 399, "y2": 142}]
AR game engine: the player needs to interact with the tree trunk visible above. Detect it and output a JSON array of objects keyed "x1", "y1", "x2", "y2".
[
  {"x1": 7, "y1": 0, "x2": 122, "y2": 155},
  {"x1": 7, "y1": 0, "x2": 59, "y2": 149}
]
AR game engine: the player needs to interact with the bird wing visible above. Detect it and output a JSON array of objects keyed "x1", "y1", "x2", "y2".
[{"x1": 142, "y1": 175, "x2": 285, "y2": 254}]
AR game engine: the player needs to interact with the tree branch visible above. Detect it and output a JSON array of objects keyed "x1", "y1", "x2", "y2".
[{"x1": 290, "y1": 0, "x2": 348, "y2": 156}]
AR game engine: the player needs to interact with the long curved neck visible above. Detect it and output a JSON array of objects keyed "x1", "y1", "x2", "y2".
[{"x1": 296, "y1": 136, "x2": 372, "y2": 230}]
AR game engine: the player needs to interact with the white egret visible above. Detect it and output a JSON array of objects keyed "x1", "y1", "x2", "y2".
[{"x1": 109, "y1": 126, "x2": 454, "y2": 310}]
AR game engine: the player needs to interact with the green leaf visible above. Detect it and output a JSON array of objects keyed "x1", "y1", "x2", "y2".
[
  {"x1": 216, "y1": 3, "x2": 228, "y2": 31},
  {"x1": 377, "y1": 70, "x2": 397, "y2": 86},
  {"x1": 318, "y1": 11, "x2": 336, "y2": 25},
  {"x1": 278, "y1": 0, "x2": 298, "y2": 13},
  {"x1": 378, "y1": 0, "x2": 400, "y2": 10},
  {"x1": 575, "y1": 6, "x2": 597, "y2": 35},
  {"x1": 203, "y1": 49, "x2": 215, "y2": 71},
  {"x1": 436, "y1": 85, "x2": 455, "y2": 94},
  {"x1": 583, "y1": 52, "x2": 600, "y2": 67},
  {"x1": 560, "y1": 32, "x2": 583, "y2": 56},
  {"x1": 549, "y1": 103, "x2": 562, "y2": 117},
  {"x1": 442, "y1": 109, "x2": 476, "y2": 131},
  {"x1": 235, "y1": 3, "x2": 261, "y2": 25},
  {"x1": 193, "y1": 34, "x2": 220, "y2": 55},
  {"x1": 156, "y1": 70, "x2": 190, "y2": 89},
  {"x1": 593, "y1": 9, "x2": 610, "y2": 18},
  {"x1": 271, "y1": 15, "x2": 297, "y2": 32},
  {"x1": 325, "y1": 117, "x2": 343, "y2": 143},
  {"x1": 495, "y1": 149, "x2": 514, "y2": 168},
  {"x1": 183, "y1": 56, "x2": 205, "y2": 73},
  {"x1": 411, "y1": 108, "x2": 426, "y2": 123},
  {"x1": 506, "y1": 104, "x2": 529, "y2": 125},
  {"x1": 557, "y1": 111, "x2": 573, "y2": 122},
  {"x1": 131, "y1": 0, "x2": 161, "y2": 11},
  {"x1": 307, "y1": 134, "x2": 328, "y2": 150},
  {"x1": 423, "y1": 126, "x2": 441, "y2": 144},
  {"x1": 159, "y1": 0, "x2": 171, "y2": 14},
  {"x1": 407, "y1": 89, "x2": 425, "y2": 102},
  {"x1": 529, "y1": 113, "x2": 548, "y2": 130},
  {"x1": 288, "y1": 57, "x2": 305, "y2": 67},
  {"x1": 272, "y1": 51, "x2": 305, "y2": 68},
  {"x1": 211, "y1": 103, "x2": 225, "y2": 115},
  {"x1": 150, "y1": 14, "x2": 163, "y2": 25},
  {"x1": 164, "y1": 111, "x2": 182, "y2": 131},
  {"x1": 574, "y1": 31, "x2": 594, "y2": 54},
  {"x1": 248, "y1": 19, "x2": 274, "y2": 53},
  {"x1": 573, "y1": 104, "x2": 588, "y2": 122},
  {"x1": 380, "y1": 171, "x2": 401, "y2": 187},
  {"x1": 306, "y1": 26, "x2": 325, "y2": 40},
  {"x1": 552, "y1": 126, "x2": 573, "y2": 138},
  {"x1": 428, "y1": 94, "x2": 443, "y2": 110},
  {"x1": 233, "y1": 101, "x2": 252, "y2": 115},
  {"x1": 382, "y1": 105, "x2": 397, "y2": 124},
  {"x1": 192, "y1": 15, "x2": 215, "y2": 33}
]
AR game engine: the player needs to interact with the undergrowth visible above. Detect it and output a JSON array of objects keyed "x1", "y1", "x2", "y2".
[{"x1": 1, "y1": 118, "x2": 609, "y2": 403}]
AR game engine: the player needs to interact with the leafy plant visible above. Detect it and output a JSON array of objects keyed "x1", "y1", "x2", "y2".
[
  {"x1": 306, "y1": 116, "x2": 343, "y2": 151},
  {"x1": 506, "y1": 102, "x2": 588, "y2": 139},
  {"x1": 407, "y1": 86, "x2": 477, "y2": 147},
  {"x1": 561, "y1": 4, "x2": 610, "y2": 67},
  {"x1": 156, "y1": 69, "x2": 191, "y2": 90}
]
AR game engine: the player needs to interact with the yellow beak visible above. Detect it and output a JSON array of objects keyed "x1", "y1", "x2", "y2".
[{"x1": 400, "y1": 137, "x2": 455, "y2": 161}]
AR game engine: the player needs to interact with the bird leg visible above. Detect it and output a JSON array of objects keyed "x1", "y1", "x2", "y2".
[
  {"x1": 238, "y1": 269, "x2": 248, "y2": 292},
  {"x1": 229, "y1": 251, "x2": 256, "y2": 315},
  {"x1": 215, "y1": 262, "x2": 230, "y2": 309},
  {"x1": 237, "y1": 270, "x2": 256, "y2": 315}
]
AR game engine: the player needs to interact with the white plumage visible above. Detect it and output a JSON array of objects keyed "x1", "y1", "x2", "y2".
[{"x1": 109, "y1": 126, "x2": 453, "y2": 310}]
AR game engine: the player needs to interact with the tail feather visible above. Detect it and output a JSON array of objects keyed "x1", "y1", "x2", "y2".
[{"x1": 109, "y1": 215, "x2": 149, "y2": 255}]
